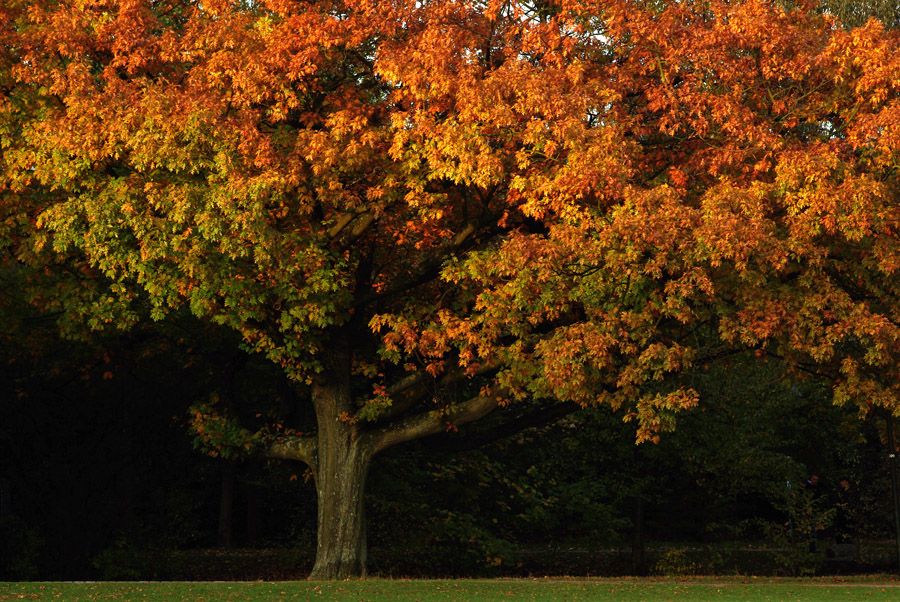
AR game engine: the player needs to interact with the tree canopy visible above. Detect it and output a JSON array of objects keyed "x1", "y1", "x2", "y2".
[{"x1": 3, "y1": 0, "x2": 900, "y2": 578}]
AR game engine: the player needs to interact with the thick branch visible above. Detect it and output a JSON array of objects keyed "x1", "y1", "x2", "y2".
[
  {"x1": 341, "y1": 212, "x2": 377, "y2": 250},
  {"x1": 366, "y1": 390, "x2": 505, "y2": 455},
  {"x1": 327, "y1": 208, "x2": 374, "y2": 241},
  {"x1": 426, "y1": 401, "x2": 582, "y2": 453},
  {"x1": 266, "y1": 435, "x2": 318, "y2": 470},
  {"x1": 377, "y1": 360, "x2": 502, "y2": 421},
  {"x1": 355, "y1": 212, "x2": 501, "y2": 308}
]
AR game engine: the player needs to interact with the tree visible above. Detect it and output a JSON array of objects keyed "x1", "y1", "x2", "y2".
[
  {"x1": 4, "y1": 0, "x2": 900, "y2": 579},
  {"x1": 819, "y1": 0, "x2": 900, "y2": 29}
]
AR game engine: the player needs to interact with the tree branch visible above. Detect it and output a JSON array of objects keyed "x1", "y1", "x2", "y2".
[
  {"x1": 327, "y1": 207, "x2": 374, "y2": 242},
  {"x1": 354, "y1": 212, "x2": 501, "y2": 308},
  {"x1": 425, "y1": 401, "x2": 582, "y2": 453},
  {"x1": 376, "y1": 360, "x2": 502, "y2": 421},
  {"x1": 366, "y1": 389, "x2": 505, "y2": 455},
  {"x1": 340, "y1": 212, "x2": 377, "y2": 250},
  {"x1": 266, "y1": 435, "x2": 318, "y2": 470}
]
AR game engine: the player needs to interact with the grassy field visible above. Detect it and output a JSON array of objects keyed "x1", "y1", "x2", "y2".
[{"x1": 2, "y1": 577, "x2": 899, "y2": 602}]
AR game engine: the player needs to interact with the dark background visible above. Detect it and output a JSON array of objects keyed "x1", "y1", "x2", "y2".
[{"x1": 1, "y1": 305, "x2": 896, "y2": 580}]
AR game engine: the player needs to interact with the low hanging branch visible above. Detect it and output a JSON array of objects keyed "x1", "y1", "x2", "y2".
[
  {"x1": 426, "y1": 400, "x2": 583, "y2": 453},
  {"x1": 267, "y1": 435, "x2": 318, "y2": 469},
  {"x1": 367, "y1": 389, "x2": 507, "y2": 455}
]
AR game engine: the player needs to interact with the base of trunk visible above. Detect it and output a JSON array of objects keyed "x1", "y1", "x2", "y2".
[{"x1": 309, "y1": 554, "x2": 367, "y2": 580}]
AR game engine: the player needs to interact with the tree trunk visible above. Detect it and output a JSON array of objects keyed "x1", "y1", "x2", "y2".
[
  {"x1": 246, "y1": 481, "x2": 262, "y2": 545},
  {"x1": 264, "y1": 333, "x2": 500, "y2": 579},
  {"x1": 218, "y1": 459, "x2": 235, "y2": 548},
  {"x1": 307, "y1": 342, "x2": 373, "y2": 580},
  {"x1": 309, "y1": 434, "x2": 370, "y2": 579},
  {"x1": 631, "y1": 496, "x2": 646, "y2": 576}
]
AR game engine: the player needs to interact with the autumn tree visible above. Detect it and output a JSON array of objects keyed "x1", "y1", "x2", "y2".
[
  {"x1": 5, "y1": 0, "x2": 900, "y2": 578},
  {"x1": 819, "y1": 0, "x2": 900, "y2": 28}
]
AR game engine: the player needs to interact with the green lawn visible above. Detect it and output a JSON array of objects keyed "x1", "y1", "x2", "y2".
[{"x1": 2, "y1": 578, "x2": 899, "y2": 602}]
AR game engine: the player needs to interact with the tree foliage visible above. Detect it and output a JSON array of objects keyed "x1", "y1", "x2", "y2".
[
  {"x1": 819, "y1": 0, "x2": 900, "y2": 29},
  {"x1": 4, "y1": 0, "x2": 900, "y2": 578}
]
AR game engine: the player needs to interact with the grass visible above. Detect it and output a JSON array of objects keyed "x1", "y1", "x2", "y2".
[{"x1": 2, "y1": 577, "x2": 900, "y2": 602}]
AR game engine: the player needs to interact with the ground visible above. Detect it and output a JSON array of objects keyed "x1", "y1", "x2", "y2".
[{"x1": 2, "y1": 577, "x2": 900, "y2": 602}]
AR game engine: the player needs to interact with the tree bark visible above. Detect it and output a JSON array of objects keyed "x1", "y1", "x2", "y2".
[
  {"x1": 246, "y1": 481, "x2": 262, "y2": 545},
  {"x1": 631, "y1": 496, "x2": 646, "y2": 576},
  {"x1": 306, "y1": 342, "x2": 373, "y2": 580},
  {"x1": 309, "y1": 431, "x2": 371, "y2": 579},
  {"x1": 218, "y1": 459, "x2": 235, "y2": 548}
]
